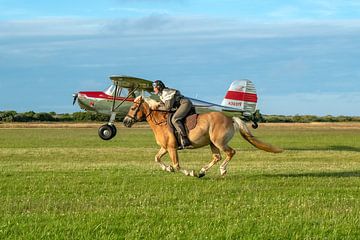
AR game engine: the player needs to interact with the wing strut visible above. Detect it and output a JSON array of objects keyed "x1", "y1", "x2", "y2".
[
  {"x1": 108, "y1": 85, "x2": 139, "y2": 125},
  {"x1": 112, "y1": 86, "x2": 139, "y2": 112}
]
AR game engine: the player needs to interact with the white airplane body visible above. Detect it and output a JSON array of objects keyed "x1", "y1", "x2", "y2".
[{"x1": 73, "y1": 75, "x2": 261, "y2": 140}]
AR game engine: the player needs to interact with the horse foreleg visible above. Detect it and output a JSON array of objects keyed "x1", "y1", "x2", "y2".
[
  {"x1": 167, "y1": 148, "x2": 180, "y2": 171},
  {"x1": 219, "y1": 146, "x2": 236, "y2": 176},
  {"x1": 198, "y1": 143, "x2": 222, "y2": 178},
  {"x1": 168, "y1": 148, "x2": 197, "y2": 177},
  {"x1": 155, "y1": 147, "x2": 174, "y2": 172}
]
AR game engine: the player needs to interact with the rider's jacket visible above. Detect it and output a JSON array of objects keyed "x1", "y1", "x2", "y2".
[{"x1": 158, "y1": 88, "x2": 184, "y2": 111}]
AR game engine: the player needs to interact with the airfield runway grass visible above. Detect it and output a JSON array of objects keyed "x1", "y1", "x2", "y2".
[{"x1": 1, "y1": 123, "x2": 360, "y2": 239}]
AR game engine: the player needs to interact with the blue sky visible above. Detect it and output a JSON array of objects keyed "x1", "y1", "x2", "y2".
[{"x1": 0, "y1": 0, "x2": 359, "y2": 115}]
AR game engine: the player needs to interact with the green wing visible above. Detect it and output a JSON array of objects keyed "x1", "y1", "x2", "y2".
[{"x1": 109, "y1": 75, "x2": 153, "y2": 92}]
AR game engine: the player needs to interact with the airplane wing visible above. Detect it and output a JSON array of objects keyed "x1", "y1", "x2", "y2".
[{"x1": 109, "y1": 75, "x2": 153, "y2": 92}]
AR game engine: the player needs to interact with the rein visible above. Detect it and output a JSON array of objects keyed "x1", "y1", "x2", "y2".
[{"x1": 147, "y1": 110, "x2": 167, "y2": 126}]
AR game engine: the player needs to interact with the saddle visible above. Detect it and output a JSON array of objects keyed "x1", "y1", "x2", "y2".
[{"x1": 167, "y1": 107, "x2": 198, "y2": 145}]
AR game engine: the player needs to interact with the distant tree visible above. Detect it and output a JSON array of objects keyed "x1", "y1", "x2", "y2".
[
  {"x1": 24, "y1": 111, "x2": 36, "y2": 119},
  {"x1": 13, "y1": 113, "x2": 31, "y2": 122},
  {"x1": 34, "y1": 112, "x2": 55, "y2": 121},
  {"x1": 0, "y1": 111, "x2": 17, "y2": 122},
  {"x1": 56, "y1": 113, "x2": 73, "y2": 122}
]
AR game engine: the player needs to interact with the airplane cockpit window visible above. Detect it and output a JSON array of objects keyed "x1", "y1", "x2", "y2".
[
  {"x1": 142, "y1": 91, "x2": 152, "y2": 98},
  {"x1": 104, "y1": 85, "x2": 116, "y2": 96},
  {"x1": 104, "y1": 85, "x2": 147, "y2": 98},
  {"x1": 120, "y1": 88, "x2": 135, "y2": 98}
]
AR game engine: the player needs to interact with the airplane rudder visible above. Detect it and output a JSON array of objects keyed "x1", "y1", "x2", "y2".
[{"x1": 221, "y1": 80, "x2": 257, "y2": 113}]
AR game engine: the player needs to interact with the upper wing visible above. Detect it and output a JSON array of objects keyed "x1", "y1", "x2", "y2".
[{"x1": 109, "y1": 75, "x2": 153, "y2": 92}]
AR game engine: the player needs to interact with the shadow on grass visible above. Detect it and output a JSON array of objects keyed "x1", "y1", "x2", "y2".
[
  {"x1": 329, "y1": 145, "x2": 360, "y2": 152},
  {"x1": 263, "y1": 171, "x2": 360, "y2": 178},
  {"x1": 285, "y1": 145, "x2": 360, "y2": 152}
]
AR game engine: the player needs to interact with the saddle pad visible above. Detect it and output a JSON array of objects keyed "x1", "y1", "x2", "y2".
[
  {"x1": 185, "y1": 114, "x2": 198, "y2": 131},
  {"x1": 167, "y1": 113, "x2": 199, "y2": 133}
]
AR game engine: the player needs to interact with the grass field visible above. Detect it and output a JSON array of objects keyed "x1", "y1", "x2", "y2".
[{"x1": 1, "y1": 123, "x2": 360, "y2": 239}]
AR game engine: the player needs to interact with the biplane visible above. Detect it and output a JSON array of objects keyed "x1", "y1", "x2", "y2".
[{"x1": 73, "y1": 75, "x2": 262, "y2": 140}]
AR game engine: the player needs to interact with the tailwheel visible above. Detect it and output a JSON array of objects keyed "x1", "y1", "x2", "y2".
[{"x1": 98, "y1": 124, "x2": 117, "y2": 140}]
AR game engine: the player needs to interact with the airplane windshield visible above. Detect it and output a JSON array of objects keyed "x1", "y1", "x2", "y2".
[{"x1": 104, "y1": 85, "x2": 116, "y2": 96}]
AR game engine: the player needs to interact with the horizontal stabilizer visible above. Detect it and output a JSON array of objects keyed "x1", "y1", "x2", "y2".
[{"x1": 221, "y1": 80, "x2": 257, "y2": 115}]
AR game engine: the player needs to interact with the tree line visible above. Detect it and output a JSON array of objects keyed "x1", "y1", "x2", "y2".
[
  {"x1": 0, "y1": 111, "x2": 111, "y2": 122},
  {"x1": 1, "y1": 110, "x2": 360, "y2": 123}
]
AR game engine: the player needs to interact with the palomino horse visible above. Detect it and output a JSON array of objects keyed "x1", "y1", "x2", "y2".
[{"x1": 123, "y1": 96, "x2": 282, "y2": 177}]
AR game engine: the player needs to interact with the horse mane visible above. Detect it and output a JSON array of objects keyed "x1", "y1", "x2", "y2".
[
  {"x1": 144, "y1": 97, "x2": 161, "y2": 110},
  {"x1": 134, "y1": 96, "x2": 143, "y2": 103}
]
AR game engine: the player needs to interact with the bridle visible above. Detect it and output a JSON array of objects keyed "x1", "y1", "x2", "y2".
[
  {"x1": 126, "y1": 100, "x2": 145, "y2": 122},
  {"x1": 126, "y1": 100, "x2": 167, "y2": 125}
]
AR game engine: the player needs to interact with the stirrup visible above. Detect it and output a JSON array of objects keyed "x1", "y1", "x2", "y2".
[
  {"x1": 181, "y1": 139, "x2": 194, "y2": 149},
  {"x1": 177, "y1": 144, "x2": 194, "y2": 150}
]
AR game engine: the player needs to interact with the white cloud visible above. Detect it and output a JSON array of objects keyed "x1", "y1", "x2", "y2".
[
  {"x1": 1, "y1": 16, "x2": 359, "y2": 115},
  {"x1": 0, "y1": 18, "x2": 105, "y2": 37},
  {"x1": 1, "y1": 16, "x2": 360, "y2": 41}
]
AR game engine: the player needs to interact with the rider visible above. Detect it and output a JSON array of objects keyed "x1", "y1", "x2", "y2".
[{"x1": 152, "y1": 80, "x2": 193, "y2": 149}]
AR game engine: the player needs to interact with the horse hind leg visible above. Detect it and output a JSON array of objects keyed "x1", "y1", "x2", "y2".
[
  {"x1": 219, "y1": 146, "x2": 236, "y2": 176},
  {"x1": 198, "y1": 143, "x2": 222, "y2": 178}
]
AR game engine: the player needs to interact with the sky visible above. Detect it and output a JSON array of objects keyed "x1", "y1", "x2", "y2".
[{"x1": 0, "y1": 0, "x2": 359, "y2": 116}]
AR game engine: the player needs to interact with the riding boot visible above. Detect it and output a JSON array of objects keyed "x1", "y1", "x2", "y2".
[
  {"x1": 175, "y1": 122, "x2": 193, "y2": 149},
  {"x1": 180, "y1": 135, "x2": 193, "y2": 149}
]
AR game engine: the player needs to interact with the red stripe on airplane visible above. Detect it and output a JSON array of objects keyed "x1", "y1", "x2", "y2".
[
  {"x1": 224, "y1": 91, "x2": 257, "y2": 103},
  {"x1": 79, "y1": 91, "x2": 135, "y2": 101}
]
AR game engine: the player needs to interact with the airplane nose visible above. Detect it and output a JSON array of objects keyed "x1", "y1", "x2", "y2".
[{"x1": 72, "y1": 93, "x2": 78, "y2": 105}]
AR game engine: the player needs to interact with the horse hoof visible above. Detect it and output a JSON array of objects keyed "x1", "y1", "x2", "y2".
[
  {"x1": 166, "y1": 166, "x2": 175, "y2": 172},
  {"x1": 181, "y1": 169, "x2": 197, "y2": 177},
  {"x1": 190, "y1": 170, "x2": 198, "y2": 177},
  {"x1": 220, "y1": 169, "x2": 227, "y2": 176},
  {"x1": 198, "y1": 171, "x2": 206, "y2": 178}
]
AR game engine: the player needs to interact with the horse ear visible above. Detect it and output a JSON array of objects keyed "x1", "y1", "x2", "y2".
[{"x1": 134, "y1": 96, "x2": 143, "y2": 103}]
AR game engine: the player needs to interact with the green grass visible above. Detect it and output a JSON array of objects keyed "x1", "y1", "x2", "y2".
[{"x1": 1, "y1": 124, "x2": 360, "y2": 239}]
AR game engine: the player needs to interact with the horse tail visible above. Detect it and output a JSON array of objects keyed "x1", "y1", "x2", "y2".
[{"x1": 232, "y1": 117, "x2": 283, "y2": 153}]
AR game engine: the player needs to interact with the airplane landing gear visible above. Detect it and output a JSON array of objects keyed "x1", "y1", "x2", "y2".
[{"x1": 98, "y1": 124, "x2": 117, "y2": 140}]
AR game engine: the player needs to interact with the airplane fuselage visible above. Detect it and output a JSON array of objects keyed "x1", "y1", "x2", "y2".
[
  {"x1": 77, "y1": 91, "x2": 134, "y2": 115},
  {"x1": 77, "y1": 91, "x2": 249, "y2": 118}
]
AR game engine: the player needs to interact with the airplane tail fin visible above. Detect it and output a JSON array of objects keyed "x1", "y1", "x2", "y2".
[{"x1": 221, "y1": 80, "x2": 258, "y2": 115}]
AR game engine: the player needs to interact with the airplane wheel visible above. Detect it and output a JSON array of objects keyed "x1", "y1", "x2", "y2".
[
  {"x1": 98, "y1": 124, "x2": 116, "y2": 140},
  {"x1": 110, "y1": 124, "x2": 117, "y2": 137},
  {"x1": 252, "y1": 122, "x2": 258, "y2": 129}
]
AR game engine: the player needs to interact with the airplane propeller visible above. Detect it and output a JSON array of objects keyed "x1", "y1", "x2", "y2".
[{"x1": 72, "y1": 93, "x2": 78, "y2": 105}]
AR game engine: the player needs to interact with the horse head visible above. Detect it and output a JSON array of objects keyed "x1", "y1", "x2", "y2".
[{"x1": 123, "y1": 96, "x2": 149, "y2": 128}]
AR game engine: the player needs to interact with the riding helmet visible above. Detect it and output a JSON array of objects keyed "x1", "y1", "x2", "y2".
[{"x1": 152, "y1": 80, "x2": 166, "y2": 91}]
